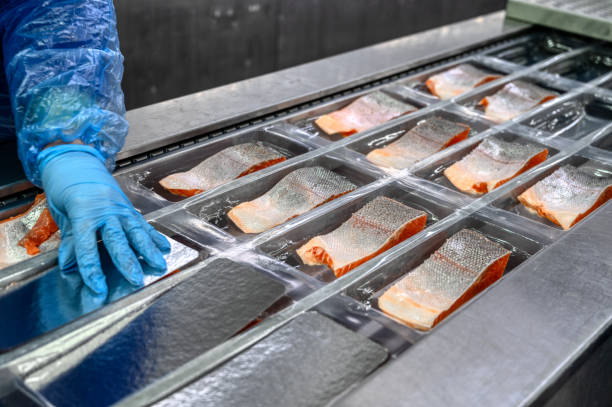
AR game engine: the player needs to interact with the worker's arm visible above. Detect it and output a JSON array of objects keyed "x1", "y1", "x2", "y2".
[{"x1": 1, "y1": 1, "x2": 170, "y2": 294}]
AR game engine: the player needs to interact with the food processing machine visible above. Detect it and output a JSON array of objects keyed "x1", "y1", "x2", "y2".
[{"x1": 0, "y1": 10, "x2": 610, "y2": 407}]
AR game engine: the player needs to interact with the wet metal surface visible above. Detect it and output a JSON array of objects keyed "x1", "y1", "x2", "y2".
[
  {"x1": 337, "y1": 202, "x2": 612, "y2": 407},
  {"x1": 155, "y1": 312, "x2": 388, "y2": 407},
  {"x1": 38, "y1": 258, "x2": 285, "y2": 407},
  {"x1": 0, "y1": 237, "x2": 198, "y2": 352}
]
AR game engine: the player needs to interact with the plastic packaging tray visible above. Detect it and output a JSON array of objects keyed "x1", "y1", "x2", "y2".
[
  {"x1": 412, "y1": 129, "x2": 560, "y2": 197},
  {"x1": 542, "y1": 46, "x2": 612, "y2": 83},
  {"x1": 254, "y1": 180, "x2": 459, "y2": 284},
  {"x1": 485, "y1": 31, "x2": 588, "y2": 66},
  {"x1": 114, "y1": 123, "x2": 317, "y2": 214}
]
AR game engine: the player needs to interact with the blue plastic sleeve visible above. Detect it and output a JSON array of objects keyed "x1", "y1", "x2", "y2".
[{"x1": 1, "y1": 0, "x2": 128, "y2": 186}]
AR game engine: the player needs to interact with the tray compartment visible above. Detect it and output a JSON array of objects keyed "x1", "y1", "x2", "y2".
[
  {"x1": 543, "y1": 47, "x2": 612, "y2": 83},
  {"x1": 413, "y1": 131, "x2": 559, "y2": 196},
  {"x1": 519, "y1": 93, "x2": 612, "y2": 140},
  {"x1": 256, "y1": 181, "x2": 457, "y2": 283},
  {"x1": 115, "y1": 125, "x2": 314, "y2": 213},
  {"x1": 186, "y1": 152, "x2": 381, "y2": 238},
  {"x1": 286, "y1": 91, "x2": 425, "y2": 142},
  {"x1": 345, "y1": 213, "x2": 545, "y2": 331},
  {"x1": 456, "y1": 76, "x2": 565, "y2": 123},
  {"x1": 398, "y1": 59, "x2": 507, "y2": 101},
  {"x1": 592, "y1": 126, "x2": 612, "y2": 152},
  {"x1": 486, "y1": 32, "x2": 586, "y2": 66},
  {"x1": 152, "y1": 312, "x2": 388, "y2": 407},
  {"x1": 345, "y1": 108, "x2": 490, "y2": 159},
  {"x1": 491, "y1": 154, "x2": 612, "y2": 230}
]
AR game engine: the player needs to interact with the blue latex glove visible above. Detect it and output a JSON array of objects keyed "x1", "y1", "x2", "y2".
[{"x1": 38, "y1": 144, "x2": 171, "y2": 294}]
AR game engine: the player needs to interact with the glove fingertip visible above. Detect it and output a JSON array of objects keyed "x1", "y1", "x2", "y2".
[
  {"x1": 125, "y1": 262, "x2": 145, "y2": 287},
  {"x1": 83, "y1": 271, "x2": 108, "y2": 295},
  {"x1": 150, "y1": 229, "x2": 171, "y2": 254}
]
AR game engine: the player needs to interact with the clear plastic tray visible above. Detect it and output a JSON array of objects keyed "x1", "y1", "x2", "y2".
[
  {"x1": 412, "y1": 129, "x2": 560, "y2": 197},
  {"x1": 285, "y1": 90, "x2": 426, "y2": 143},
  {"x1": 485, "y1": 31, "x2": 587, "y2": 66},
  {"x1": 182, "y1": 150, "x2": 384, "y2": 240},
  {"x1": 490, "y1": 152, "x2": 612, "y2": 231},
  {"x1": 115, "y1": 123, "x2": 316, "y2": 214},
  {"x1": 25, "y1": 254, "x2": 313, "y2": 407},
  {"x1": 343, "y1": 107, "x2": 491, "y2": 160},
  {"x1": 543, "y1": 46, "x2": 612, "y2": 83},
  {"x1": 396, "y1": 57, "x2": 509, "y2": 103},
  {"x1": 591, "y1": 125, "x2": 612, "y2": 152},
  {"x1": 518, "y1": 92, "x2": 612, "y2": 140},
  {"x1": 254, "y1": 180, "x2": 458, "y2": 283},
  {"x1": 341, "y1": 211, "x2": 546, "y2": 338},
  {"x1": 454, "y1": 74, "x2": 567, "y2": 124}
]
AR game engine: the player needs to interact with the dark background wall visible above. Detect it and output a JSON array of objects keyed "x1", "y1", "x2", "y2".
[{"x1": 115, "y1": 0, "x2": 506, "y2": 110}]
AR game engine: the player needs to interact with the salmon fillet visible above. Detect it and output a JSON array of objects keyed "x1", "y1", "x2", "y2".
[
  {"x1": 379, "y1": 229, "x2": 510, "y2": 331},
  {"x1": 0, "y1": 195, "x2": 60, "y2": 268},
  {"x1": 425, "y1": 64, "x2": 501, "y2": 100},
  {"x1": 444, "y1": 136, "x2": 548, "y2": 195},
  {"x1": 518, "y1": 165, "x2": 612, "y2": 230},
  {"x1": 315, "y1": 91, "x2": 417, "y2": 137},
  {"x1": 159, "y1": 142, "x2": 286, "y2": 197},
  {"x1": 366, "y1": 116, "x2": 470, "y2": 169},
  {"x1": 228, "y1": 166, "x2": 357, "y2": 234},
  {"x1": 479, "y1": 80, "x2": 557, "y2": 123},
  {"x1": 297, "y1": 197, "x2": 427, "y2": 278}
]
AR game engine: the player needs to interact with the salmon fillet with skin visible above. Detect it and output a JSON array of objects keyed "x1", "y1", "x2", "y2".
[
  {"x1": 426, "y1": 64, "x2": 501, "y2": 100},
  {"x1": 379, "y1": 229, "x2": 510, "y2": 331},
  {"x1": 228, "y1": 166, "x2": 357, "y2": 234},
  {"x1": 159, "y1": 142, "x2": 286, "y2": 197},
  {"x1": 444, "y1": 136, "x2": 548, "y2": 195},
  {"x1": 315, "y1": 91, "x2": 417, "y2": 137},
  {"x1": 479, "y1": 80, "x2": 557, "y2": 123},
  {"x1": 0, "y1": 195, "x2": 61, "y2": 268},
  {"x1": 518, "y1": 165, "x2": 612, "y2": 230},
  {"x1": 366, "y1": 116, "x2": 470, "y2": 170},
  {"x1": 297, "y1": 197, "x2": 427, "y2": 278}
]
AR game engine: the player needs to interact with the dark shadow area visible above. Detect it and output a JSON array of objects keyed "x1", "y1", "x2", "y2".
[{"x1": 115, "y1": 0, "x2": 506, "y2": 109}]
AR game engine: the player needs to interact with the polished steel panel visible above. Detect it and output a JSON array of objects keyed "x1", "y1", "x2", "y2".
[
  {"x1": 36, "y1": 259, "x2": 285, "y2": 407},
  {"x1": 154, "y1": 312, "x2": 387, "y2": 407}
]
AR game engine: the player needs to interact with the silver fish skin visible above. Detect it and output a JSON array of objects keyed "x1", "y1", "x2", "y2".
[
  {"x1": 0, "y1": 198, "x2": 60, "y2": 269},
  {"x1": 366, "y1": 116, "x2": 469, "y2": 169},
  {"x1": 444, "y1": 136, "x2": 547, "y2": 194},
  {"x1": 297, "y1": 196, "x2": 427, "y2": 275},
  {"x1": 481, "y1": 80, "x2": 557, "y2": 123},
  {"x1": 228, "y1": 166, "x2": 357, "y2": 233},
  {"x1": 378, "y1": 229, "x2": 509, "y2": 330},
  {"x1": 315, "y1": 91, "x2": 417, "y2": 135},
  {"x1": 159, "y1": 142, "x2": 285, "y2": 194},
  {"x1": 427, "y1": 64, "x2": 501, "y2": 100},
  {"x1": 518, "y1": 165, "x2": 612, "y2": 229}
]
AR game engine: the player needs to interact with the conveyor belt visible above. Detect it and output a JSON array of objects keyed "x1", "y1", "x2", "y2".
[{"x1": 0, "y1": 11, "x2": 611, "y2": 407}]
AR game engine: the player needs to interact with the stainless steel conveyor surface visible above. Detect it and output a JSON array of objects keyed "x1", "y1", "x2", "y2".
[{"x1": 1, "y1": 10, "x2": 611, "y2": 407}]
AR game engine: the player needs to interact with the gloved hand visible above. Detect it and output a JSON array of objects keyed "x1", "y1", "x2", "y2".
[{"x1": 38, "y1": 145, "x2": 171, "y2": 294}]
